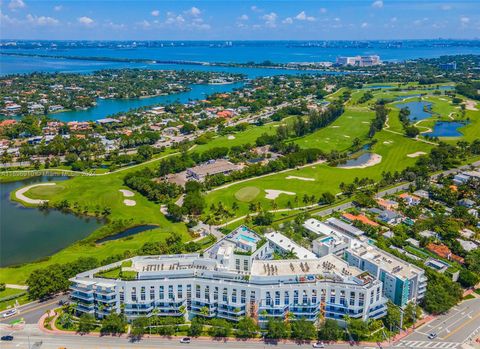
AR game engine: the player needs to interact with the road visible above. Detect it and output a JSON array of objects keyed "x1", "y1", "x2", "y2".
[
  {"x1": 0, "y1": 294, "x2": 68, "y2": 325},
  {"x1": 1, "y1": 298, "x2": 480, "y2": 349},
  {"x1": 394, "y1": 296, "x2": 480, "y2": 349}
]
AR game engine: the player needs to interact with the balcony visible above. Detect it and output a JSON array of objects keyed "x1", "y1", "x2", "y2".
[
  {"x1": 70, "y1": 285, "x2": 94, "y2": 294},
  {"x1": 71, "y1": 291, "x2": 94, "y2": 302},
  {"x1": 76, "y1": 303, "x2": 95, "y2": 314}
]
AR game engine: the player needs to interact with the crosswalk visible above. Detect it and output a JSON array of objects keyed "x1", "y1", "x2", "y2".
[{"x1": 395, "y1": 341, "x2": 459, "y2": 348}]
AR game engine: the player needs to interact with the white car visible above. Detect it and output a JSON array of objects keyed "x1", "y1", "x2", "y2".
[
  {"x1": 180, "y1": 337, "x2": 191, "y2": 344},
  {"x1": 313, "y1": 342, "x2": 325, "y2": 348},
  {"x1": 2, "y1": 309, "x2": 17, "y2": 318},
  {"x1": 428, "y1": 333, "x2": 437, "y2": 340}
]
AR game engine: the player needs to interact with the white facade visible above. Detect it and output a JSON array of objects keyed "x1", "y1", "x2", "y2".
[{"x1": 71, "y1": 227, "x2": 387, "y2": 326}]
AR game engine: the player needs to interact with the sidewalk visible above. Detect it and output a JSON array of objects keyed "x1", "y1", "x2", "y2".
[
  {"x1": 390, "y1": 315, "x2": 436, "y2": 343},
  {"x1": 38, "y1": 311, "x2": 438, "y2": 348}
]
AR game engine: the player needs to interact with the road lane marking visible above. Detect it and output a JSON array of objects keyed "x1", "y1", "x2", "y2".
[{"x1": 442, "y1": 311, "x2": 480, "y2": 340}]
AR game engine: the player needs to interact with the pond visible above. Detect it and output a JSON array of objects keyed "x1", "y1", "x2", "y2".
[
  {"x1": 394, "y1": 100, "x2": 433, "y2": 122},
  {"x1": 362, "y1": 85, "x2": 394, "y2": 89},
  {"x1": 425, "y1": 121, "x2": 468, "y2": 138},
  {"x1": 337, "y1": 153, "x2": 374, "y2": 168},
  {"x1": 0, "y1": 176, "x2": 102, "y2": 267},
  {"x1": 96, "y1": 225, "x2": 159, "y2": 244}
]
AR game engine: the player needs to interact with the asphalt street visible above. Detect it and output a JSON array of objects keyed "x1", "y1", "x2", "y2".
[
  {"x1": 0, "y1": 294, "x2": 68, "y2": 325},
  {"x1": 395, "y1": 296, "x2": 480, "y2": 349}
]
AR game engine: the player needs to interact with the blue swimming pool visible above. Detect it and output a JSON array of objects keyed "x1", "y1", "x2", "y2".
[{"x1": 239, "y1": 234, "x2": 257, "y2": 243}]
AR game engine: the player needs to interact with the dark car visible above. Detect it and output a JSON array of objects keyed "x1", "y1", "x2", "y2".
[{"x1": 1, "y1": 335, "x2": 14, "y2": 341}]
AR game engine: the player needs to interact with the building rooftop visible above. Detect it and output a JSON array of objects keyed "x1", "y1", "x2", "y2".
[
  {"x1": 303, "y1": 218, "x2": 338, "y2": 236},
  {"x1": 188, "y1": 159, "x2": 241, "y2": 178},
  {"x1": 265, "y1": 232, "x2": 317, "y2": 259},
  {"x1": 342, "y1": 213, "x2": 379, "y2": 227},
  {"x1": 250, "y1": 254, "x2": 363, "y2": 280},
  {"x1": 326, "y1": 217, "x2": 364, "y2": 237},
  {"x1": 352, "y1": 244, "x2": 424, "y2": 280}
]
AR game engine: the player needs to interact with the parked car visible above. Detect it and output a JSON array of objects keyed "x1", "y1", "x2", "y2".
[
  {"x1": 313, "y1": 342, "x2": 325, "y2": 348},
  {"x1": 2, "y1": 309, "x2": 17, "y2": 318},
  {"x1": 180, "y1": 337, "x2": 191, "y2": 344},
  {"x1": 1, "y1": 335, "x2": 14, "y2": 341},
  {"x1": 428, "y1": 333, "x2": 437, "y2": 340}
]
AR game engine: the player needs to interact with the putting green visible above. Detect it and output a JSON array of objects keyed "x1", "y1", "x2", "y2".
[
  {"x1": 234, "y1": 186, "x2": 260, "y2": 202},
  {"x1": 25, "y1": 184, "x2": 65, "y2": 199}
]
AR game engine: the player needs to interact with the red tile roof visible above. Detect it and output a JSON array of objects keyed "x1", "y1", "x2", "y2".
[
  {"x1": 342, "y1": 213, "x2": 379, "y2": 227},
  {"x1": 426, "y1": 243, "x2": 465, "y2": 264}
]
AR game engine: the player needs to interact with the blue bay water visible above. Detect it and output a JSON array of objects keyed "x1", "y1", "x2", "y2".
[{"x1": 51, "y1": 82, "x2": 245, "y2": 122}]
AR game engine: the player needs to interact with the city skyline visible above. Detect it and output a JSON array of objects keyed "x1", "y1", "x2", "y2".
[{"x1": 1, "y1": 0, "x2": 479, "y2": 41}]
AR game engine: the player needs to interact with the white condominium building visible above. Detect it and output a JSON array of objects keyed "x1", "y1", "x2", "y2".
[
  {"x1": 70, "y1": 226, "x2": 388, "y2": 326},
  {"x1": 304, "y1": 218, "x2": 426, "y2": 307}
]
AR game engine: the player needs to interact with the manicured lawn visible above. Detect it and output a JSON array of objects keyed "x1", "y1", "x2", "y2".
[
  {"x1": 204, "y1": 131, "x2": 434, "y2": 219},
  {"x1": 234, "y1": 186, "x2": 260, "y2": 202},
  {"x1": 293, "y1": 108, "x2": 375, "y2": 152},
  {"x1": 194, "y1": 116, "x2": 295, "y2": 153},
  {"x1": 3, "y1": 83, "x2": 478, "y2": 285},
  {"x1": 0, "y1": 288, "x2": 29, "y2": 311},
  {"x1": 25, "y1": 184, "x2": 66, "y2": 198},
  {"x1": 1, "y1": 151, "x2": 191, "y2": 285},
  {"x1": 0, "y1": 225, "x2": 190, "y2": 285}
]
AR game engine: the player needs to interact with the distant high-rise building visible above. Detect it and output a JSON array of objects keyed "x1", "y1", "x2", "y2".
[
  {"x1": 439, "y1": 62, "x2": 457, "y2": 71},
  {"x1": 336, "y1": 55, "x2": 381, "y2": 67}
]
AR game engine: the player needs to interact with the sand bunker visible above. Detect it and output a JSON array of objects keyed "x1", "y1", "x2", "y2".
[
  {"x1": 286, "y1": 176, "x2": 315, "y2": 181},
  {"x1": 265, "y1": 189, "x2": 296, "y2": 200},
  {"x1": 362, "y1": 121, "x2": 370, "y2": 124},
  {"x1": 344, "y1": 135, "x2": 351, "y2": 138},
  {"x1": 123, "y1": 199, "x2": 136, "y2": 206},
  {"x1": 15, "y1": 183, "x2": 56, "y2": 205},
  {"x1": 227, "y1": 135, "x2": 236, "y2": 140},
  {"x1": 119, "y1": 189, "x2": 135, "y2": 197},
  {"x1": 407, "y1": 151, "x2": 427, "y2": 158},
  {"x1": 465, "y1": 100, "x2": 478, "y2": 111},
  {"x1": 331, "y1": 126, "x2": 340, "y2": 128},
  {"x1": 340, "y1": 154, "x2": 382, "y2": 169},
  {"x1": 383, "y1": 141, "x2": 393, "y2": 145}
]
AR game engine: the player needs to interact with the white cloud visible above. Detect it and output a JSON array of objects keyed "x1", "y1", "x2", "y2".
[
  {"x1": 295, "y1": 11, "x2": 315, "y2": 22},
  {"x1": 186, "y1": 6, "x2": 201, "y2": 17},
  {"x1": 151, "y1": 10, "x2": 159, "y2": 17},
  {"x1": 165, "y1": 12, "x2": 185, "y2": 25},
  {"x1": 460, "y1": 16, "x2": 470, "y2": 25},
  {"x1": 26, "y1": 13, "x2": 59, "y2": 26},
  {"x1": 282, "y1": 17, "x2": 293, "y2": 24},
  {"x1": 137, "y1": 20, "x2": 151, "y2": 29},
  {"x1": 78, "y1": 16, "x2": 94, "y2": 26},
  {"x1": 372, "y1": 0, "x2": 383, "y2": 9},
  {"x1": 319, "y1": 8, "x2": 327, "y2": 14},
  {"x1": 53, "y1": 5, "x2": 62, "y2": 12},
  {"x1": 441, "y1": 4, "x2": 452, "y2": 11},
  {"x1": 390, "y1": 17, "x2": 397, "y2": 22},
  {"x1": 262, "y1": 12, "x2": 277, "y2": 28},
  {"x1": 8, "y1": 0, "x2": 26, "y2": 11},
  {"x1": 361, "y1": 22, "x2": 369, "y2": 28},
  {"x1": 413, "y1": 17, "x2": 429, "y2": 26},
  {"x1": 251, "y1": 5, "x2": 262, "y2": 13},
  {"x1": 0, "y1": 11, "x2": 19, "y2": 24},
  {"x1": 104, "y1": 21, "x2": 125, "y2": 30},
  {"x1": 238, "y1": 14, "x2": 248, "y2": 21}
]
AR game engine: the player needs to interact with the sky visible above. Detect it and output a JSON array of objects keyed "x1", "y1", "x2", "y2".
[{"x1": 0, "y1": 0, "x2": 479, "y2": 40}]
